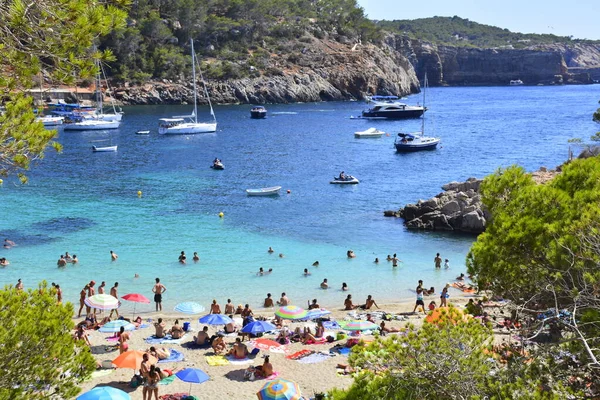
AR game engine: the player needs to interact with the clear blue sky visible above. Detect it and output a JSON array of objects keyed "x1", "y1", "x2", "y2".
[{"x1": 357, "y1": 0, "x2": 599, "y2": 40}]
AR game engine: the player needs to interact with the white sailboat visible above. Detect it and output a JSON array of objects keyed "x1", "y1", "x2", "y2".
[
  {"x1": 394, "y1": 74, "x2": 440, "y2": 152},
  {"x1": 159, "y1": 39, "x2": 217, "y2": 135},
  {"x1": 64, "y1": 57, "x2": 121, "y2": 131},
  {"x1": 95, "y1": 62, "x2": 123, "y2": 122}
]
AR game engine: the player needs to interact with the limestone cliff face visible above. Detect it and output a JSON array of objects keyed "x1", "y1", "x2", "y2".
[
  {"x1": 396, "y1": 35, "x2": 599, "y2": 85},
  {"x1": 112, "y1": 37, "x2": 419, "y2": 105}
]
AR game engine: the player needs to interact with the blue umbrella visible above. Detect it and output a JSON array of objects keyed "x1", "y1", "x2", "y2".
[
  {"x1": 77, "y1": 386, "x2": 131, "y2": 400},
  {"x1": 198, "y1": 314, "x2": 233, "y2": 325},
  {"x1": 176, "y1": 368, "x2": 209, "y2": 395},
  {"x1": 98, "y1": 320, "x2": 136, "y2": 333},
  {"x1": 241, "y1": 320, "x2": 276, "y2": 334},
  {"x1": 174, "y1": 302, "x2": 205, "y2": 314}
]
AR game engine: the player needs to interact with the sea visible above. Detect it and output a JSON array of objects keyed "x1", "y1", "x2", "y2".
[{"x1": 1, "y1": 85, "x2": 598, "y2": 314}]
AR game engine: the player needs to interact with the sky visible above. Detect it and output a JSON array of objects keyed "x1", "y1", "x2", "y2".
[{"x1": 357, "y1": 0, "x2": 600, "y2": 40}]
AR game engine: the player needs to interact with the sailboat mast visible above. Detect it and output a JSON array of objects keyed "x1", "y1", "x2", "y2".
[
  {"x1": 96, "y1": 58, "x2": 103, "y2": 112},
  {"x1": 191, "y1": 39, "x2": 198, "y2": 124},
  {"x1": 196, "y1": 47, "x2": 216, "y2": 123},
  {"x1": 421, "y1": 73, "x2": 427, "y2": 134}
]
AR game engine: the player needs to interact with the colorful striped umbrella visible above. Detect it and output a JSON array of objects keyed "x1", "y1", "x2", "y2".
[
  {"x1": 275, "y1": 305, "x2": 307, "y2": 320},
  {"x1": 257, "y1": 378, "x2": 302, "y2": 400},
  {"x1": 303, "y1": 308, "x2": 332, "y2": 320},
  {"x1": 241, "y1": 320, "x2": 276, "y2": 334},
  {"x1": 98, "y1": 320, "x2": 136, "y2": 333},
  {"x1": 339, "y1": 320, "x2": 379, "y2": 331},
  {"x1": 84, "y1": 294, "x2": 119, "y2": 310},
  {"x1": 198, "y1": 314, "x2": 233, "y2": 325},
  {"x1": 77, "y1": 386, "x2": 131, "y2": 400},
  {"x1": 112, "y1": 351, "x2": 157, "y2": 370},
  {"x1": 174, "y1": 302, "x2": 205, "y2": 314}
]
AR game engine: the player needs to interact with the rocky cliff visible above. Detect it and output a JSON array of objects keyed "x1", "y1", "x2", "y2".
[
  {"x1": 111, "y1": 37, "x2": 419, "y2": 105},
  {"x1": 394, "y1": 36, "x2": 600, "y2": 85}
]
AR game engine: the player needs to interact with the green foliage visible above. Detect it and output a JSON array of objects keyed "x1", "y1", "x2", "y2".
[
  {"x1": 377, "y1": 16, "x2": 599, "y2": 48},
  {"x1": 331, "y1": 307, "x2": 494, "y2": 400},
  {"x1": 0, "y1": 283, "x2": 95, "y2": 399},
  {"x1": 0, "y1": 0, "x2": 127, "y2": 180},
  {"x1": 100, "y1": 0, "x2": 380, "y2": 80}
]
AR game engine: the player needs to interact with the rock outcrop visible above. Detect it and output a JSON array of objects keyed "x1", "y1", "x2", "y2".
[
  {"x1": 396, "y1": 36, "x2": 600, "y2": 86},
  {"x1": 387, "y1": 178, "x2": 488, "y2": 234},
  {"x1": 111, "y1": 37, "x2": 419, "y2": 105}
]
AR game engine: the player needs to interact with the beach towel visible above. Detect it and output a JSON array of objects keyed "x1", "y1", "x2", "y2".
[
  {"x1": 158, "y1": 349, "x2": 184, "y2": 363},
  {"x1": 297, "y1": 353, "x2": 330, "y2": 364},
  {"x1": 286, "y1": 349, "x2": 313, "y2": 360},
  {"x1": 138, "y1": 323, "x2": 150, "y2": 329},
  {"x1": 206, "y1": 355, "x2": 230, "y2": 366},
  {"x1": 158, "y1": 375, "x2": 177, "y2": 385},
  {"x1": 226, "y1": 355, "x2": 255, "y2": 365},
  {"x1": 336, "y1": 347, "x2": 351, "y2": 356},
  {"x1": 145, "y1": 334, "x2": 186, "y2": 345},
  {"x1": 323, "y1": 321, "x2": 340, "y2": 330},
  {"x1": 105, "y1": 336, "x2": 119, "y2": 342},
  {"x1": 216, "y1": 331, "x2": 238, "y2": 337},
  {"x1": 264, "y1": 372, "x2": 280, "y2": 380},
  {"x1": 159, "y1": 393, "x2": 191, "y2": 400},
  {"x1": 304, "y1": 337, "x2": 327, "y2": 345},
  {"x1": 89, "y1": 369, "x2": 114, "y2": 380}
]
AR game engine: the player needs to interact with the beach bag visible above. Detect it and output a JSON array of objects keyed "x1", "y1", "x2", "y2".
[
  {"x1": 244, "y1": 368, "x2": 256, "y2": 381},
  {"x1": 336, "y1": 332, "x2": 347, "y2": 341},
  {"x1": 183, "y1": 322, "x2": 191, "y2": 331},
  {"x1": 326, "y1": 335, "x2": 335, "y2": 343},
  {"x1": 129, "y1": 374, "x2": 143, "y2": 388}
]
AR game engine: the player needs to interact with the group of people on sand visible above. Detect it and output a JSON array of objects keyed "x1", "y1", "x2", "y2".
[
  {"x1": 344, "y1": 294, "x2": 380, "y2": 310},
  {"x1": 177, "y1": 251, "x2": 200, "y2": 264},
  {"x1": 140, "y1": 351, "x2": 182, "y2": 400},
  {"x1": 57, "y1": 251, "x2": 79, "y2": 267}
]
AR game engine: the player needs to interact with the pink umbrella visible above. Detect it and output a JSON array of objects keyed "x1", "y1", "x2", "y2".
[{"x1": 122, "y1": 293, "x2": 150, "y2": 319}]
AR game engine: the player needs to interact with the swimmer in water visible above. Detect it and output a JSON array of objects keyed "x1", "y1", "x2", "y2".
[
  {"x1": 312, "y1": 261, "x2": 319, "y2": 266},
  {"x1": 268, "y1": 247, "x2": 274, "y2": 253},
  {"x1": 134, "y1": 274, "x2": 140, "y2": 278},
  {"x1": 303, "y1": 268, "x2": 311, "y2": 276},
  {"x1": 278, "y1": 253, "x2": 284, "y2": 258}
]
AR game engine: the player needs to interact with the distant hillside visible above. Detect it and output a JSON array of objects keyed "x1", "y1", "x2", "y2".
[{"x1": 377, "y1": 16, "x2": 599, "y2": 49}]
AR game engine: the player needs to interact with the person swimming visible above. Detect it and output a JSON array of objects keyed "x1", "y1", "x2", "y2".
[
  {"x1": 312, "y1": 261, "x2": 319, "y2": 266},
  {"x1": 268, "y1": 247, "x2": 274, "y2": 253},
  {"x1": 303, "y1": 268, "x2": 311, "y2": 276}
]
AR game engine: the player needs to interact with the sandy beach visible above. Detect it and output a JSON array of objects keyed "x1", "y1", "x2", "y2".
[{"x1": 78, "y1": 293, "x2": 482, "y2": 399}]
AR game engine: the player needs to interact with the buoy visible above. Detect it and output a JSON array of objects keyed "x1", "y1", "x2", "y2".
[
  {"x1": 219, "y1": 212, "x2": 224, "y2": 218},
  {"x1": 137, "y1": 190, "x2": 142, "y2": 197},
  {"x1": 0, "y1": 179, "x2": 3, "y2": 185},
  {"x1": 287, "y1": 189, "x2": 291, "y2": 194}
]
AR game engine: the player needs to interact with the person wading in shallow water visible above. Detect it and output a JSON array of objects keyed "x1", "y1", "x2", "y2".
[{"x1": 152, "y1": 278, "x2": 167, "y2": 312}]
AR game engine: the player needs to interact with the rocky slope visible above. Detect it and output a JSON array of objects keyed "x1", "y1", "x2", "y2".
[
  {"x1": 384, "y1": 168, "x2": 560, "y2": 234},
  {"x1": 393, "y1": 35, "x2": 600, "y2": 85},
  {"x1": 111, "y1": 37, "x2": 419, "y2": 105}
]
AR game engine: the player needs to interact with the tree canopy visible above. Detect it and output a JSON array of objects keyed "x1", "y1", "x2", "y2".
[
  {"x1": 0, "y1": 283, "x2": 95, "y2": 399},
  {"x1": 0, "y1": 0, "x2": 127, "y2": 182},
  {"x1": 376, "y1": 16, "x2": 599, "y2": 48}
]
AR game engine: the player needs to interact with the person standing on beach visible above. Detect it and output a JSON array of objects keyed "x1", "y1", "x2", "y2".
[
  {"x1": 152, "y1": 278, "x2": 166, "y2": 311},
  {"x1": 86, "y1": 281, "x2": 96, "y2": 315},
  {"x1": 434, "y1": 253, "x2": 442, "y2": 269},
  {"x1": 277, "y1": 292, "x2": 290, "y2": 306},
  {"x1": 98, "y1": 281, "x2": 106, "y2": 295},
  {"x1": 440, "y1": 285, "x2": 449, "y2": 307},
  {"x1": 56, "y1": 284, "x2": 62, "y2": 304},
  {"x1": 110, "y1": 250, "x2": 118, "y2": 261},
  {"x1": 109, "y1": 282, "x2": 120, "y2": 318},
  {"x1": 412, "y1": 286, "x2": 426, "y2": 315},
  {"x1": 78, "y1": 284, "x2": 88, "y2": 317}
]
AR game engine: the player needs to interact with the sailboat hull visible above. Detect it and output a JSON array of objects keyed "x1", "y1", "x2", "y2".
[
  {"x1": 64, "y1": 120, "x2": 120, "y2": 130},
  {"x1": 92, "y1": 145, "x2": 118, "y2": 152},
  {"x1": 159, "y1": 122, "x2": 217, "y2": 135}
]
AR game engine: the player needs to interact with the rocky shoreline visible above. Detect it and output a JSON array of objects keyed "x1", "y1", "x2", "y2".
[{"x1": 385, "y1": 168, "x2": 559, "y2": 234}]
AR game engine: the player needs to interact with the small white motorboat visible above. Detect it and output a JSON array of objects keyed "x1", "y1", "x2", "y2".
[
  {"x1": 92, "y1": 145, "x2": 118, "y2": 152},
  {"x1": 211, "y1": 160, "x2": 224, "y2": 170},
  {"x1": 36, "y1": 116, "x2": 64, "y2": 126},
  {"x1": 355, "y1": 127, "x2": 384, "y2": 138},
  {"x1": 330, "y1": 175, "x2": 359, "y2": 184},
  {"x1": 136, "y1": 130, "x2": 150, "y2": 135},
  {"x1": 246, "y1": 186, "x2": 281, "y2": 196}
]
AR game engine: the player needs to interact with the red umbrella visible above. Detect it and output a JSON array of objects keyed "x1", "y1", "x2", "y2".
[
  {"x1": 249, "y1": 338, "x2": 287, "y2": 353},
  {"x1": 122, "y1": 293, "x2": 150, "y2": 319}
]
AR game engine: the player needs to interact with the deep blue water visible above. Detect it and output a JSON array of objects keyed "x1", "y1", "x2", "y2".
[{"x1": 1, "y1": 85, "x2": 598, "y2": 313}]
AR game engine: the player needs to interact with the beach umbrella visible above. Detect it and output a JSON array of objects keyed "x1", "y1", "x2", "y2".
[
  {"x1": 241, "y1": 320, "x2": 276, "y2": 334},
  {"x1": 249, "y1": 338, "x2": 287, "y2": 353},
  {"x1": 175, "y1": 368, "x2": 209, "y2": 395},
  {"x1": 85, "y1": 294, "x2": 119, "y2": 310},
  {"x1": 174, "y1": 302, "x2": 205, "y2": 314},
  {"x1": 121, "y1": 293, "x2": 150, "y2": 319},
  {"x1": 112, "y1": 350, "x2": 157, "y2": 370},
  {"x1": 303, "y1": 308, "x2": 332, "y2": 320},
  {"x1": 77, "y1": 386, "x2": 131, "y2": 400},
  {"x1": 275, "y1": 305, "x2": 307, "y2": 320},
  {"x1": 339, "y1": 320, "x2": 379, "y2": 331},
  {"x1": 257, "y1": 378, "x2": 302, "y2": 400},
  {"x1": 198, "y1": 314, "x2": 233, "y2": 325},
  {"x1": 98, "y1": 320, "x2": 136, "y2": 333}
]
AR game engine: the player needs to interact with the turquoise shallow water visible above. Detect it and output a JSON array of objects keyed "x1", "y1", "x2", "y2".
[{"x1": 1, "y1": 85, "x2": 598, "y2": 314}]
